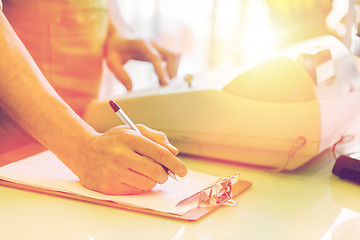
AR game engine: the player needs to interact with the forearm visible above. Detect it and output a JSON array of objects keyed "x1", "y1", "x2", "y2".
[
  {"x1": 0, "y1": 12, "x2": 97, "y2": 170},
  {"x1": 0, "y1": 9, "x2": 187, "y2": 195}
]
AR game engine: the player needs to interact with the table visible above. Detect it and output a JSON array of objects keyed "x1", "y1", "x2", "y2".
[{"x1": 0, "y1": 147, "x2": 360, "y2": 240}]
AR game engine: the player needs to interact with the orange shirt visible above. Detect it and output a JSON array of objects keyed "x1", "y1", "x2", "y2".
[{"x1": 3, "y1": 0, "x2": 109, "y2": 116}]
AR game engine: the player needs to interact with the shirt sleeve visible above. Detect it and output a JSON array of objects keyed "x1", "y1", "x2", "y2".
[{"x1": 0, "y1": 0, "x2": 2, "y2": 11}]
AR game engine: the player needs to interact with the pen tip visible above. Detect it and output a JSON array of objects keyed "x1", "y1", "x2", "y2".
[
  {"x1": 109, "y1": 100, "x2": 120, "y2": 112},
  {"x1": 168, "y1": 171, "x2": 178, "y2": 181}
]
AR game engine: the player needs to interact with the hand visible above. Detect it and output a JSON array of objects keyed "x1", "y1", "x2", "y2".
[
  {"x1": 74, "y1": 124, "x2": 187, "y2": 195},
  {"x1": 105, "y1": 24, "x2": 180, "y2": 91}
]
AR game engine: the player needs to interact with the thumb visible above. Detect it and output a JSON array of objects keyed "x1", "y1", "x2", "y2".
[{"x1": 106, "y1": 52, "x2": 133, "y2": 91}]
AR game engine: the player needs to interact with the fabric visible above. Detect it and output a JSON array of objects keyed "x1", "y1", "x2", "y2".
[
  {"x1": 3, "y1": 0, "x2": 109, "y2": 115},
  {"x1": 0, "y1": 0, "x2": 109, "y2": 157}
]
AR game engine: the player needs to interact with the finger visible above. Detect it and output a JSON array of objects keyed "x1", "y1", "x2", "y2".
[
  {"x1": 106, "y1": 52, "x2": 133, "y2": 90},
  {"x1": 108, "y1": 126, "x2": 175, "y2": 183},
  {"x1": 127, "y1": 151, "x2": 169, "y2": 184},
  {"x1": 132, "y1": 136, "x2": 187, "y2": 177},
  {"x1": 108, "y1": 184, "x2": 145, "y2": 195},
  {"x1": 136, "y1": 124, "x2": 178, "y2": 155},
  {"x1": 150, "y1": 56, "x2": 169, "y2": 86},
  {"x1": 98, "y1": 182, "x2": 145, "y2": 196},
  {"x1": 137, "y1": 41, "x2": 170, "y2": 86},
  {"x1": 153, "y1": 43, "x2": 180, "y2": 79},
  {"x1": 80, "y1": 176, "x2": 145, "y2": 195},
  {"x1": 108, "y1": 165, "x2": 158, "y2": 191},
  {"x1": 166, "y1": 54, "x2": 180, "y2": 79}
]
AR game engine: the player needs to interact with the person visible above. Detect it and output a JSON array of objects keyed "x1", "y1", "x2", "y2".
[{"x1": 0, "y1": 0, "x2": 187, "y2": 195}]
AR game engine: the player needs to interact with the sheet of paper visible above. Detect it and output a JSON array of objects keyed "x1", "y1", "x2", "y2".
[{"x1": 0, "y1": 151, "x2": 223, "y2": 215}]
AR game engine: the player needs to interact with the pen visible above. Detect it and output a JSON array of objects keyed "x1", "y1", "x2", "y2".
[{"x1": 109, "y1": 100, "x2": 178, "y2": 181}]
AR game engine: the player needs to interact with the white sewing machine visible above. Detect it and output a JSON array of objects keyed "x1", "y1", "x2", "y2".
[{"x1": 83, "y1": 35, "x2": 360, "y2": 171}]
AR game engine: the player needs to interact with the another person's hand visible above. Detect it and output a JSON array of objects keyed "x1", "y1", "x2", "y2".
[
  {"x1": 74, "y1": 124, "x2": 187, "y2": 195},
  {"x1": 105, "y1": 23, "x2": 180, "y2": 91},
  {"x1": 0, "y1": 9, "x2": 186, "y2": 196}
]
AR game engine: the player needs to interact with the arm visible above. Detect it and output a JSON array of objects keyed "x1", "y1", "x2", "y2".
[
  {"x1": 0, "y1": 11, "x2": 187, "y2": 195},
  {"x1": 106, "y1": 0, "x2": 180, "y2": 90}
]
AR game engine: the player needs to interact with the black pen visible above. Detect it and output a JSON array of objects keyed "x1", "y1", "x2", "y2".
[{"x1": 109, "y1": 100, "x2": 177, "y2": 181}]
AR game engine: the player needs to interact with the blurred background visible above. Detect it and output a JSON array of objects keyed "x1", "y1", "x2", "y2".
[{"x1": 103, "y1": 0, "x2": 359, "y2": 94}]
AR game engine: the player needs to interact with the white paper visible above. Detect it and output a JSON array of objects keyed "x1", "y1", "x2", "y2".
[{"x1": 0, "y1": 151, "x2": 222, "y2": 215}]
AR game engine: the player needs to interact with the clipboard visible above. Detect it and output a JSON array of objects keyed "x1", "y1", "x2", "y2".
[
  {"x1": 0, "y1": 150, "x2": 252, "y2": 222},
  {"x1": 0, "y1": 178, "x2": 251, "y2": 221}
]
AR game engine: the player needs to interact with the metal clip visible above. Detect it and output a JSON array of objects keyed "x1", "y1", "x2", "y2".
[{"x1": 197, "y1": 174, "x2": 239, "y2": 207}]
